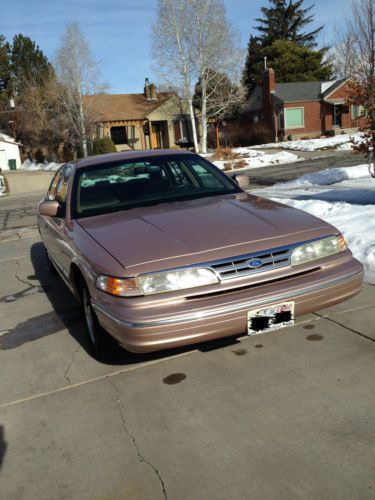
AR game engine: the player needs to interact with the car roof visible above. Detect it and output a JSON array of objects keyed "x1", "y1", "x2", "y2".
[{"x1": 76, "y1": 149, "x2": 197, "y2": 169}]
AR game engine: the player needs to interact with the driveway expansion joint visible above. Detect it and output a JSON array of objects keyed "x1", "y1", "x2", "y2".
[
  {"x1": 313, "y1": 312, "x2": 375, "y2": 343},
  {"x1": 108, "y1": 379, "x2": 168, "y2": 500}
]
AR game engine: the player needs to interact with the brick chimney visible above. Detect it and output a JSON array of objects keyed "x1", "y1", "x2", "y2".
[
  {"x1": 144, "y1": 78, "x2": 158, "y2": 101},
  {"x1": 262, "y1": 68, "x2": 277, "y2": 142},
  {"x1": 149, "y1": 83, "x2": 157, "y2": 100},
  {"x1": 262, "y1": 68, "x2": 276, "y2": 104},
  {"x1": 144, "y1": 78, "x2": 151, "y2": 100}
]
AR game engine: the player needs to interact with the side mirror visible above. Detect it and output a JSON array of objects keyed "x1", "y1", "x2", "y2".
[
  {"x1": 234, "y1": 174, "x2": 250, "y2": 189},
  {"x1": 38, "y1": 200, "x2": 59, "y2": 217}
]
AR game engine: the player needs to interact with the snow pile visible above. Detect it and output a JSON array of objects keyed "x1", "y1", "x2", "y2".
[
  {"x1": 253, "y1": 133, "x2": 363, "y2": 152},
  {"x1": 251, "y1": 164, "x2": 375, "y2": 284},
  {"x1": 212, "y1": 149, "x2": 301, "y2": 171},
  {"x1": 273, "y1": 164, "x2": 370, "y2": 188},
  {"x1": 21, "y1": 159, "x2": 62, "y2": 171}
]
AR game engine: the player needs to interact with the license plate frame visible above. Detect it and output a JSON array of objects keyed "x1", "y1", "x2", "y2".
[{"x1": 247, "y1": 301, "x2": 295, "y2": 336}]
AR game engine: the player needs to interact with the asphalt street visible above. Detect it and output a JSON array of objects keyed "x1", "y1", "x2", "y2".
[{"x1": 0, "y1": 152, "x2": 374, "y2": 499}]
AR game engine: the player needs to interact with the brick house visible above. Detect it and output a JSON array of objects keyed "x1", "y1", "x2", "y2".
[
  {"x1": 86, "y1": 79, "x2": 197, "y2": 151},
  {"x1": 241, "y1": 68, "x2": 366, "y2": 141}
]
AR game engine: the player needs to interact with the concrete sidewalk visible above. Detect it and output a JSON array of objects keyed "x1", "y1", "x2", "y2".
[{"x1": 0, "y1": 234, "x2": 374, "y2": 499}]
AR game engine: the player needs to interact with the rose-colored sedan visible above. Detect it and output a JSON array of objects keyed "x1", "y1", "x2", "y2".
[{"x1": 38, "y1": 150, "x2": 363, "y2": 359}]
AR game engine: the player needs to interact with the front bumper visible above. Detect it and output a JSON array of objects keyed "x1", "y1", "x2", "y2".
[{"x1": 92, "y1": 257, "x2": 364, "y2": 353}]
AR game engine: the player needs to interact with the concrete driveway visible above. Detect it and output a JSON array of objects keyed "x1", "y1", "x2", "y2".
[{"x1": 0, "y1": 229, "x2": 375, "y2": 499}]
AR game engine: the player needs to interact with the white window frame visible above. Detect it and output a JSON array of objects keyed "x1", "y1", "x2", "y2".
[
  {"x1": 284, "y1": 107, "x2": 305, "y2": 129},
  {"x1": 351, "y1": 104, "x2": 364, "y2": 120}
]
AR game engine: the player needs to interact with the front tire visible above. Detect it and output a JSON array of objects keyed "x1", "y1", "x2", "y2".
[{"x1": 81, "y1": 283, "x2": 113, "y2": 361}]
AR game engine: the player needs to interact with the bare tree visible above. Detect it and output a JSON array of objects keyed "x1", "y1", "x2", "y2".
[
  {"x1": 55, "y1": 23, "x2": 105, "y2": 157},
  {"x1": 152, "y1": 0, "x2": 200, "y2": 152},
  {"x1": 189, "y1": 0, "x2": 244, "y2": 153},
  {"x1": 335, "y1": 0, "x2": 375, "y2": 176},
  {"x1": 152, "y1": 0, "x2": 244, "y2": 153}
]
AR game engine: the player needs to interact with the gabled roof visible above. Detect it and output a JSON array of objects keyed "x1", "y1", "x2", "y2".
[
  {"x1": 321, "y1": 79, "x2": 347, "y2": 99},
  {"x1": 275, "y1": 81, "x2": 324, "y2": 102},
  {"x1": 84, "y1": 92, "x2": 173, "y2": 122},
  {"x1": 0, "y1": 132, "x2": 22, "y2": 146},
  {"x1": 243, "y1": 78, "x2": 349, "y2": 112}
]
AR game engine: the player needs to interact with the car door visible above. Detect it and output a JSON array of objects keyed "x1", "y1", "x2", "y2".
[
  {"x1": 39, "y1": 167, "x2": 64, "y2": 254},
  {"x1": 42, "y1": 164, "x2": 74, "y2": 280}
]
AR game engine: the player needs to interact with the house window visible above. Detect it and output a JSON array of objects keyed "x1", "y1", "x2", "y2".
[
  {"x1": 110, "y1": 126, "x2": 127, "y2": 145},
  {"x1": 173, "y1": 120, "x2": 188, "y2": 143},
  {"x1": 351, "y1": 105, "x2": 364, "y2": 119},
  {"x1": 284, "y1": 107, "x2": 304, "y2": 129}
]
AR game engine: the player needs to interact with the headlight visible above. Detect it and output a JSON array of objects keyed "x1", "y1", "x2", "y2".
[
  {"x1": 96, "y1": 268, "x2": 219, "y2": 297},
  {"x1": 291, "y1": 235, "x2": 347, "y2": 266}
]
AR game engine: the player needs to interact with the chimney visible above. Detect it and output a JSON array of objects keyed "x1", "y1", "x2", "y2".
[
  {"x1": 262, "y1": 67, "x2": 277, "y2": 142},
  {"x1": 144, "y1": 78, "x2": 158, "y2": 101},
  {"x1": 144, "y1": 78, "x2": 151, "y2": 100},
  {"x1": 149, "y1": 83, "x2": 157, "y2": 101},
  {"x1": 263, "y1": 67, "x2": 276, "y2": 96}
]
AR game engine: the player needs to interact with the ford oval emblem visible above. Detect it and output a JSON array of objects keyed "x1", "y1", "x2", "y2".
[{"x1": 249, "y1": 259, "x2": 263, "y2": 268}]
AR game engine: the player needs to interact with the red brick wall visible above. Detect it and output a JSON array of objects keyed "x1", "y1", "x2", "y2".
[
  {"x1": 283, "y1": 101, "x2": 322, "y2": 136},
  {"x1": 324, "y1": 82, "x2": 367, "y2": 130}
]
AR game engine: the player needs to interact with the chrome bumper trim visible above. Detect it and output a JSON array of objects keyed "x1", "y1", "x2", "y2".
[{"x1": 91, "y1": 269, "x2": 363, "y2": 329}]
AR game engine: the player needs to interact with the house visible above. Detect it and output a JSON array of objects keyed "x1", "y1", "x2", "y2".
[
  {"x1": 0, "y1": 132, "x2": 22, "y2": 170},
  {"x1": 241, "y1": 68, "x2": 366, "y2": 141},
  {"x1": 86, "y1": 79, "x2": 197, "y2": 151}
]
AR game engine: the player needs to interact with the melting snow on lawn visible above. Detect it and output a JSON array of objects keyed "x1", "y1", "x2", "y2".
[
  {"x1": 250, "y1": 164, "x2": 375, "y2": 284},
  {"x1": 212, "y1": 149, "x2": 301, "y2": 171},
  {"x1": 252, "y1": 133, "x2": 363, "y2": 152}
]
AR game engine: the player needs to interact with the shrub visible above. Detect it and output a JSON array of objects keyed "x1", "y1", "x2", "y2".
[
  {"x1": 92, "y1": 137, "x2": 117, "y2": 155},
  {"x1": 224, "y1": 122, "x2": 273, "y2": 147},
  {"x1": 325, "y1": 130, "x2": 335, "y2": 137}
]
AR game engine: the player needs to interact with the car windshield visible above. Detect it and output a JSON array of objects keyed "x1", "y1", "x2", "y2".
[{"x1": 74, "y1": 154, "x2": 240, "y2": 218}]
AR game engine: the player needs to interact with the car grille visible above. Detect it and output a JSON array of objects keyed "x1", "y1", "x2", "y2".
[{"x1": 209, "y1": 247, "x2": 291, "y2": 280}]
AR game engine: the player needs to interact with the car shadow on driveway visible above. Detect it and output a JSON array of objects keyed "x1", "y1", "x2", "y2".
[{"x1": 25, "y1": 242, "x2": 241, "y2": 366}]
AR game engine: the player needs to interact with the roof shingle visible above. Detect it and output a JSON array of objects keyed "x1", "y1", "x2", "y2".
[{"x1": 84, "y1": 92, "x2": 171, "y2": 122}]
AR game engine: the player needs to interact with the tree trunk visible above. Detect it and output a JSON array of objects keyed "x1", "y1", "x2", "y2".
[
  {"x1": 188, "y1": 98, "x2": 199, "y2": 153},
  {"x1": 200, "y1": 80, "x2": 208, "y2": 154},
  {"x1": 79, "y1": 96, "x2": 88, "y2": 157}
]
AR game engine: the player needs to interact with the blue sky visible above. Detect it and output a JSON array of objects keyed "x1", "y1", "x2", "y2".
[{"x1": 1, "y1": 0, "x2": 351, "y2": 94}]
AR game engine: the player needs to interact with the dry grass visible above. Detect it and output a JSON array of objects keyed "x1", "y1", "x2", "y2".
[
  {"x1": 211, "y1": 147, "x2": 240, "y2": 161},
  {"x1": 223, "y1": 159, "x2": 248, "y2": 171}
]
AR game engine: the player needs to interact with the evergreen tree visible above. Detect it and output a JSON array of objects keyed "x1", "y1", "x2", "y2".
[
  {"x1": 242, "y1": 36, "x2": 263, "y2": 95},
  {"x1": 243, "y1": 0, "x2": 329, "y2": 96},
  {"x1": 0, "y1": 35, "x2": 11, "y2": 95},
  {"x1": 10, "y1": 34, "x2": 53, "y2": 94},
  {"x1": 255, "y1": 0, "x2": 322, "y2": 48},
  {"x1": 262, "y1": 40, "x2": 331, "y2": 82}
]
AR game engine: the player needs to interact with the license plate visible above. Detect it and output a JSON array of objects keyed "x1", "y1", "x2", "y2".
[{"x1": 247, "y1": 302, "x2": 295, "y2": 336}]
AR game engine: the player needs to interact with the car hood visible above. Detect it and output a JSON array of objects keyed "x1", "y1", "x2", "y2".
[{"x1": 77, "y1": 193, "x2": 337, "y2": 274}]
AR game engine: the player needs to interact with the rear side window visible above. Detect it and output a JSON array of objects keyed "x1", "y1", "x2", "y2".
[
  {"x1": 47, "y1": 169, "x2": 62, "y2": 200},
  {"x1": 55, "y1": 165, "x2": 73, "y2": 204}
]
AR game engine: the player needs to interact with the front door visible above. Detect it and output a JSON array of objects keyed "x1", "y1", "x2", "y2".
[
  {"x1": 333, "y1": 105, "x2": 342, "y2": 127},
  {"x1": 150, "y1": 123, "x2": 161, "y2": 149}
]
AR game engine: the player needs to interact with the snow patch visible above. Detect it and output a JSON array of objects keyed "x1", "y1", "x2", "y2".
[
  {"x1": 211, "y1": 149, "x2": 301, "y2": 171},
  {"x1": 20, "y1": 159, "x2": 62, "y2": 171},
  {"x1": 253, "y1": 133, "x2": 363, "y2": 152},
  {"x1": 250, "y1": 164, "x2": 375, "y2": 284}
]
